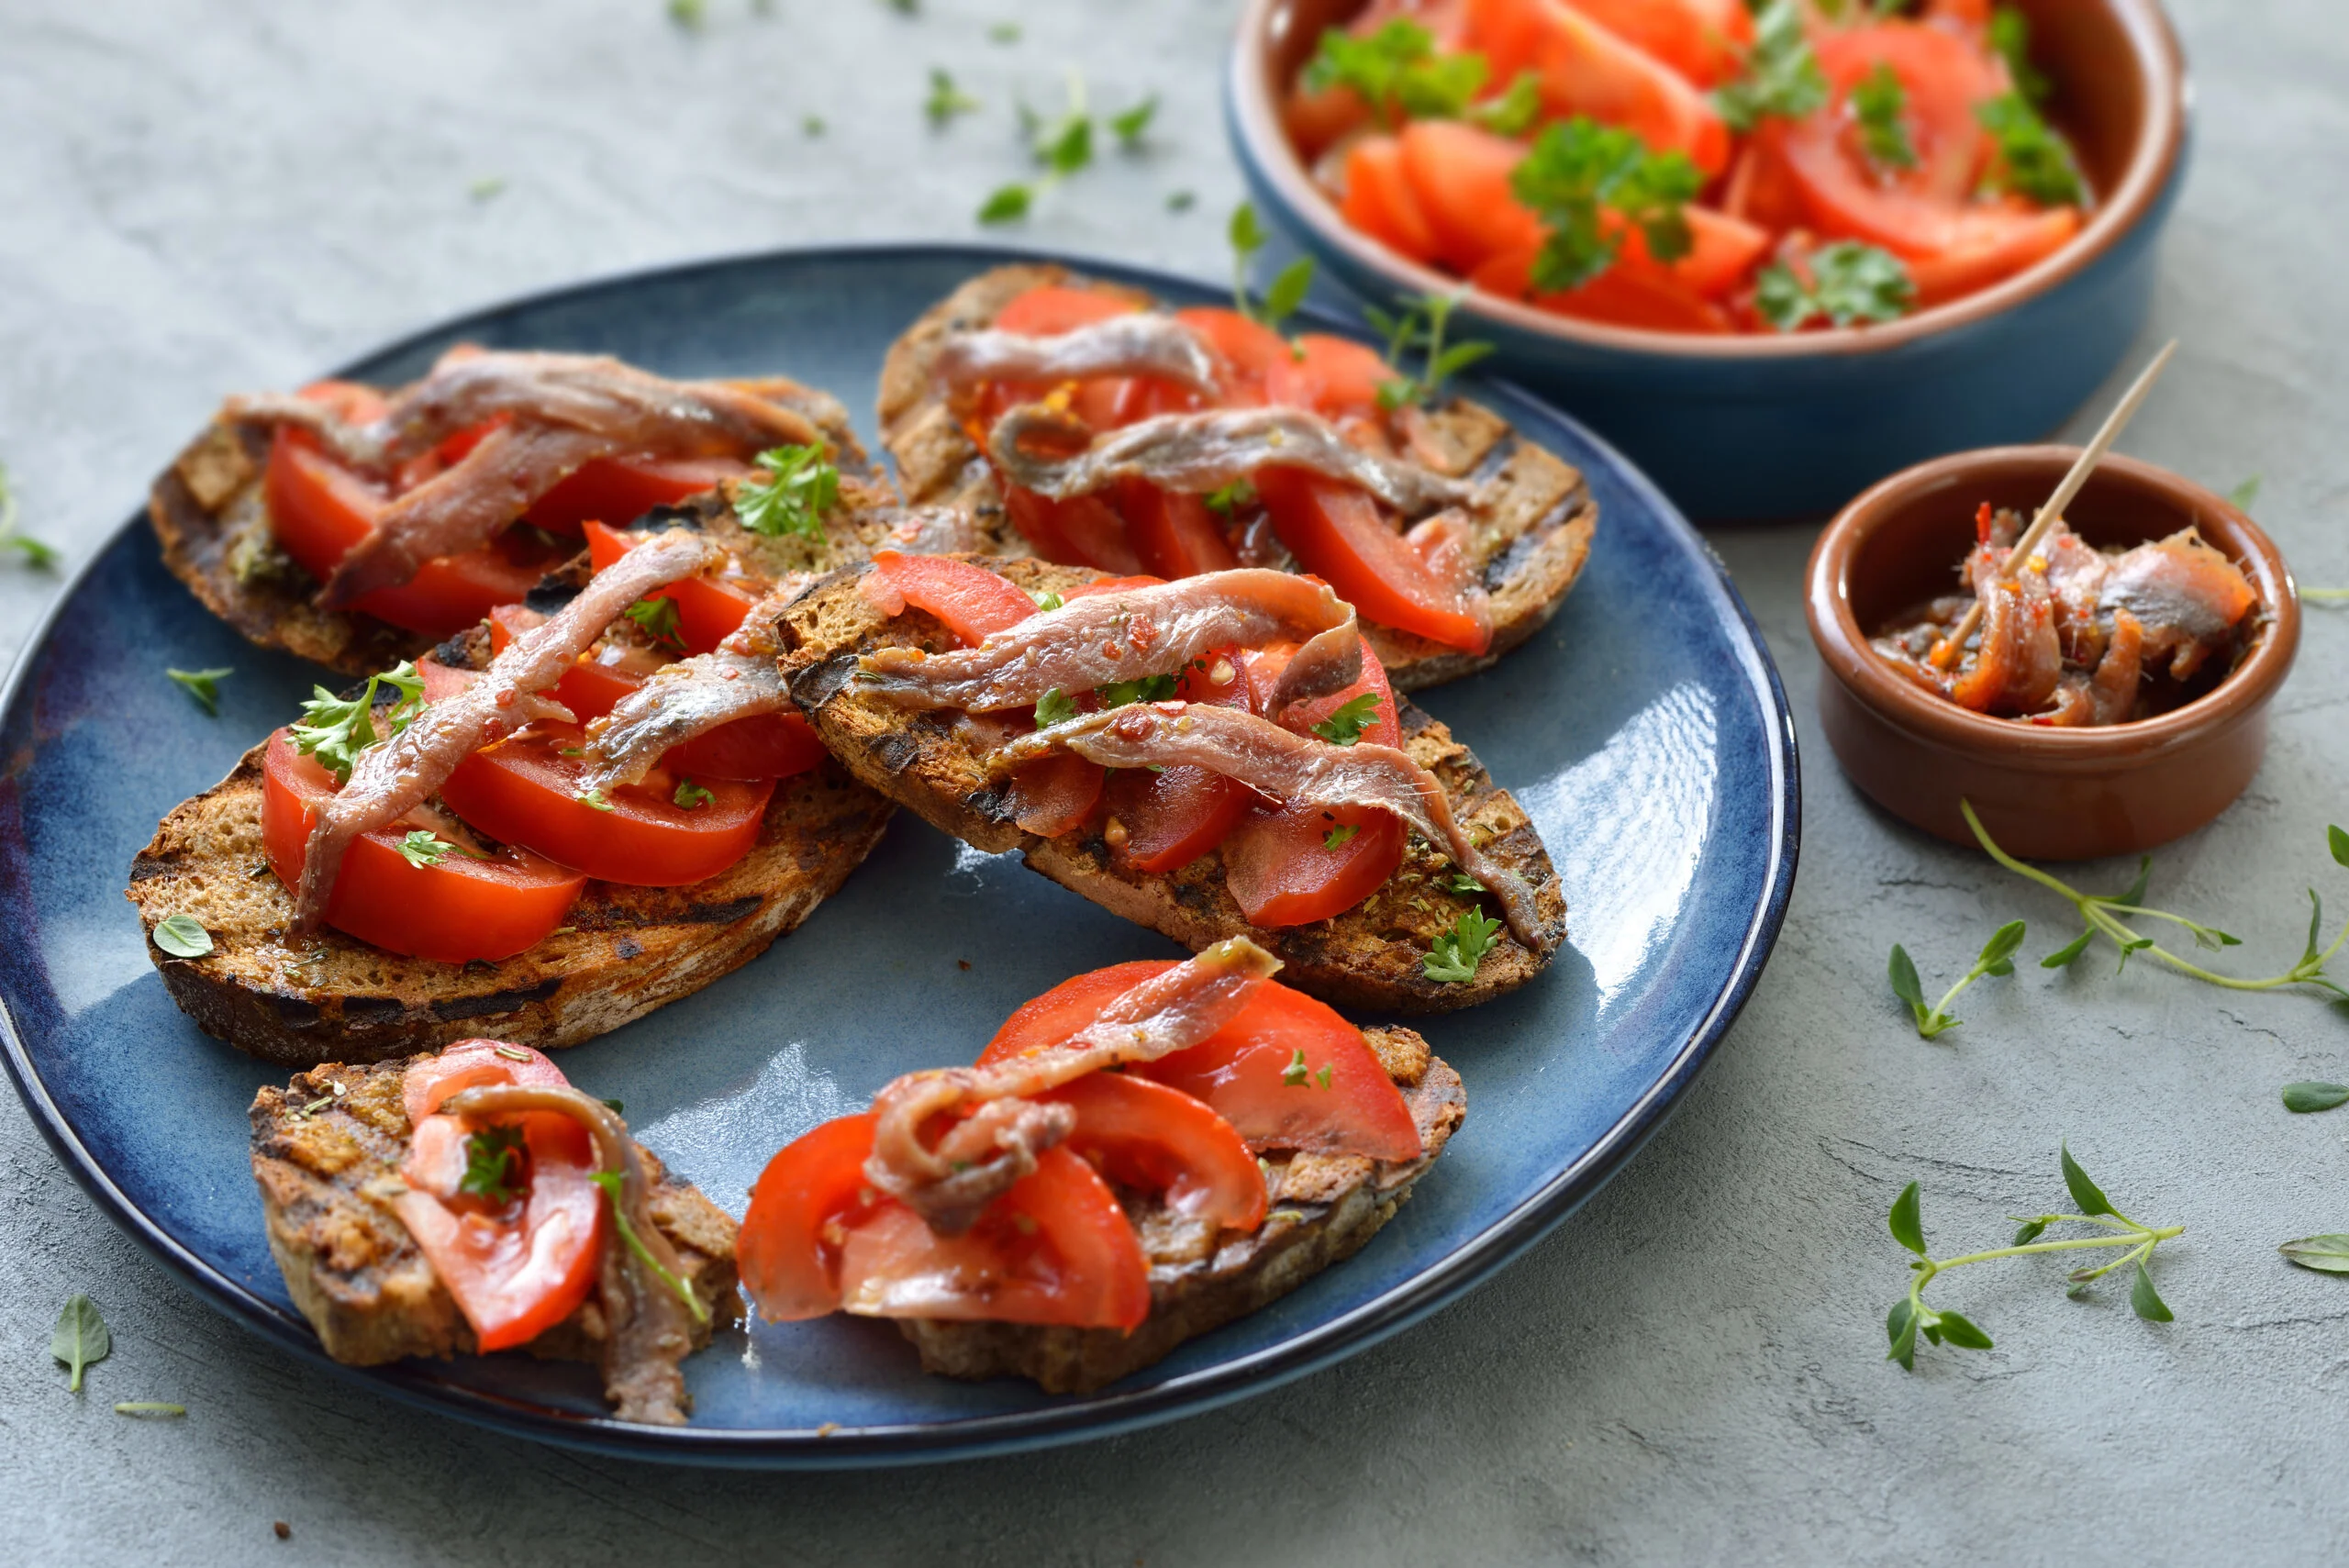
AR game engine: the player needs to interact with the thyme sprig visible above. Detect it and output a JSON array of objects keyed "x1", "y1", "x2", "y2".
[
  {"x1": 1886, "y1": 1144, "x2": 2180, "y2": 1370},
  {"x1": 1964, "y1": 801, "x2": 2349, "y2": 1001},
  {"x1": 1888, "y1": 919, "x2": 2024, "y2": 1040},
  {"x1": 1365, "y1": 289, "x2": 1493, "y2": 411},
  {"x1": 1229, "y1": 203, "x2": 1316, "y2": 334}
]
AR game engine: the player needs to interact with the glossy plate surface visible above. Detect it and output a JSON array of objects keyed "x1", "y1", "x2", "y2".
[{"x1": 0, "y1": 245, "x2": 1797, "y2": 1466}]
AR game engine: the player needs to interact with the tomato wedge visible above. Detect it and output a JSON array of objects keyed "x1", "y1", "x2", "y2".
[
  {"x1": 583, "y1": 520, "x2": 762, "y2": 654},
  {"x1": 866, "y1": 550, "x2": 1039, "y2": 645},
  {"x1": 1905, "y1": 202, "x2": 2083, "y2": 307},
  {"x1": 1115, "y1": 478, "x2": 1239, "y2": 579},
  {"x1": 260, "y1": 729, "x2": 584, "y2": 962},
  {"x1": 737, "y1": 1112, "x2": 884, "y2": 1321},
  {"x1": 1144, "y1": 983, "x2": 1423, "y2": 1160},
  {"x1": 981, "y1": 961, "x2": 1179, "y2": 1062},
  {"x1": 436, "y1": 720, "x2": 773, "y2": 887},
  {"x1": 1005, "y1": 486, "x2": 1151, "y2": 575},
  {"x1": 527, "y1": 456, "x2": 749, "y2": 535},
  {"x1": 1461, "y1": 0, "x2": 1731, "y2": 174},
  {"x1": 995, "y1": 284, "x2": 1141, "y2": 337},
  {"x1": 1043, "y1": 1073, "x2": 1267, "y2": 1232},
  {"x1": 1397, "y1": 119, "x2": 1545, "y2": 274},
  {"x1": 1256, "y1": 467, "x2": 1491, "y2": 653},
  {"x1": 1341, "y1": 135, "x2": 1443, "y2": 264},
  {"x1": 392, "y1": 1047, "x2": 604, "y2": 1351},
  {"x1": 1172, "y1": 307, "x2": 1293, "y2": 401},
  {"x1": 1472, "y1": 243, "x2": 1735, "y2": 331},
  {"x1": 1003, "y1": 751, "x2": 1107, "y2": 837},
  {"x1": 1104, "y1": 763, "x2": 1253, "y2": 874},
  {"x1": 1564, "y1": 0, "x2": 1753, "y2": 87},
  {"x1": 1264, "y1": 334, "x2": 1397, "y2": 422}
]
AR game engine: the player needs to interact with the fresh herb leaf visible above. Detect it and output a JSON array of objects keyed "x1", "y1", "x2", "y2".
[
  {"x1": 51, "y1": 1295, "x2": 111, "y2": 1392},
  {"x1": 1323, "y1": 823, "x2": 1361, "y2": 851},
  {"x1": 589, "y1": 1170, "x2": 710, "y2": 1323},
  {"x1": 152, "y1": 914, "x2": 213, "y2": 959},
  {"x1": 1439, "y1": 871, "x2": 1486, "y2": 895},
  {"x1": 113, "y1": 1403, "x2": 185, "y2": 1418},
  {"x1": 2279, "y1": 1234, "x2": 2349, "y2": 1275},
  {"x1": 1034, "y1": 687, "x2": 1078, "y2": 728},
  {"x1": 2012, "y1": 1218, "x2": 2048, "y2": 1246},
  {"x1": 622, "y1": 595, "x2": 685, "y2": 650},
  {"x1": 1754, "y1": 241, "x2": 1915, "y2": 331},
  {"x1": 2060, "y1": 1141, "x2": 2113, "y2": 1218},
  {"x1": 2227, "y1": 475, "x2": 2262, "y2": 513},
  {"x1": 578, "y1": 788, "x2": 616, "y2": 812},
  {"x1": 925, "y1": 67, "x2": 981, "y2": 125},
  {"x1": 1852, "y1": 62, "x2": 1919, "y2": 171},
  {"x1": 166, "y1": 666, "x2": 233, "y2": 717},
  {"x1": 1888, "y1": 921, "x2": 2024, "y2": 1039},
  {"x1": 1424, "y1": 907, "x2": 1504, "y2": 984},
  {"x1": 1316, "y1": 1064, "x2": 1333, "y2": 1089},
  {"x1": 395, "y1": 830, "x2": 484, "y2": 870},
  {"x1": 1281, "y1": 1048, "x2": 1310, "y2": 1087},
  {"x1": 1230, "y1": 201, "x2": 1269, "y2": 260},
  {"x1": 468, "y1": 175, "x2": 507, "y2": 202},
  {"x1": 666, "y1": 0, "x2": 705, "y2": 30},
  {"x1": 290, "y1": 661, "x2": 426, "y2": 785},
  {"x1": 1204, "y1": 478, "x2": 1258, "y2": 517},
  {"x1": 460, "y1": 1125, "x2": 529, "y2": 1205},
  {"x1": 1883, "y1": 1296, "x2": 1918, "y2": 1370},
  {"x1": 0, "y1": 460, "x2": 58, "y2": 569},
  {"x1": 1471, "y1": 71, "x2": 1543, "y2": 136},
  {"x1": 1228, "y1": 204, "x2": 1316, "y2": 331},
  {"x1": 1166, "y1": 189, "x2": 1197, "y2": 213},
  {"x1": 1712, "y1": 0, "x2": 1828, "y2": 132},
  {"x1": 1029, "y1": 587, "x2": 1064, "y2": 611},
  {"x1": 2042, "y1": 927, "x2": 2097, "y2": 969},
  {"x1": 1309, "y1": 693, "x2": 1382, "y2": 746},
  {"x1": 1987, "y1": 5, "x2": 2053, "y2": 103},
  {"x1": 601, "y1": 1097, "x2": 626, "y2": 1116},
  {"x1": 1888, "y1": 1181, "x2": 1926, "y2": 1255},
  {"x1": 1302, "y1": 20, "x2": 1484, "y2": 128},
  {"x1": 1976, "y1": 92, "x2": 2084, "y2": 206},
  {"x1": 733, "y1": 444, "x2": 839, "y2": 541},
  {"x1": 674, "y1": 778, "x2": 716, "y2": 810},
  {"x1": 2283, "y1": 1081, "x2": 2349, "y2": 1114},
  {"x1": 1098, "y1": 673, "x2": 1178, "y2": 708},
  {"x1": 1370, "y1": 289, "x2": 1492, "y2": 409},
  {"x1": 803, "y1": 114, "x2": 827, "y2": 138},
  {"x1": 988, "y1": 21, "x2": 1020, "y2": 44},
  {"x1": 978, "y1": 183, "x2": 1033, "y2": 224},
  {"x1": 1262, "y1": 258, "x2": 1317, "y2": 327},
  {"x1": 1109, "y1": 95, "x2": 1158, "y2": 150},
  {"x1": 1511, "y1": 117, "x2": 1702, "y2": 294},
  {"x1": 2129, "y1": 1260, "x2": 2174, "y2": 1322},
  {"x1": 1887, "y1": 943, "x2": 1927, "y2": 1018}
]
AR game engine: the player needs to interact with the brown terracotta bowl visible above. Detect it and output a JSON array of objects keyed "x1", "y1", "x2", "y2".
[{"x1": 1805, "y1": 447, "x2": 2301, "y2": 860}]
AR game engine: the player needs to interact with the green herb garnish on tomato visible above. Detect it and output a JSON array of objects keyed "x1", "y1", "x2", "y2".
[
  {"x1": 1511, "y1": 118, "x2": 1702, "y2": 294},
  {"x1": 1034, "y1": 687, "x2": 1078, "y2": 728},
  {"x1": 733, "y1": 444, "x2": 839, "y2": 542},
  {"x1": 673, "y1": 778, "x2": 716, "y2": 810},
  {"x1": 395, "y1": 829, "x2": 484, "y2": 870},
  {"x1": 1712, "y1": 0, "x2": 1828, "y2": 133},
  {"x1": 1987, "y1": 5, "x2": 2053, "y2": 104},
  {"x1": 1852, "y1": 62, "x2": 1919, "y2": 172},
  {"x1": 1322, "y1": 823, "x2": 1361, "y2": 851},
  {"x1": 622, "y1": 595, "x2": 686, "y2": 651},
  {"x1": 1098, "y1": 673, "x2": 1178, "y2": 708},
  {"x1": 1754, "y1": 242, "x2": 1914, "y2": 331},
  {"x1": 1309, "y1": 692, "x2": 1383, "y2": 746},
  {"x1": 1976, "y1": 93, "x2": 2085, "y2": 206},
  {"x1": 290, "y1": 661, "x2": 426, "y2": 785},
  {"x1": 459, "y1": 1124, "x2": 528, "y2": 1205}
]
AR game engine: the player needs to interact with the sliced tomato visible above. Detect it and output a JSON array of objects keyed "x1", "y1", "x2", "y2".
[
  {"x1": 995, "y1": 285, "x2": 1141, "y2": 337},
  {"x1": 1004, "y1": 486, "x2": 1150, "y2": 575},
  {"x1": 1256, "y1": 467, "x2": 1491, "y2": 654},
  {"x1": 295, "y1": 379, "x2": 390, "y2": 425},
  {"x1": 1341, "y1": 135, "x2": 1443, "y2": 265},
  {"x1": 1563, "y1": 0, "x2": 1753, "y2": 87},
  {"x1": 1116, "y1": 478, "x2": 1239, "y2": 579},
  {"x1": 260, "y1": 729, "x2": 584, "y2": 962},
  {"x1": 582, "y1": 520, "x2": 761, "y2": 654},
  {"x1": 866, "y1": 550, "x2": 1039, "y2": 645},
  {"x1": 403, "y1": 1038, "x2": 570, "y2": 1126},
  {"x1": 528, "y1": 456, "x2": 750, "y2": 535},
  {"x1": 1003, "y1": 751, "x2": 1107, "y2": 837},
  {"x1": 1286, "y1": 80, "x2": 1375, "y2": 164},
  {"x1": 737, "y1": 1112, "x2": 884, "y2": 1321},
  {"x1": 1905, "y1": 202, "x2": 2083, "y2": 307},
  {"x1": 1460, "y1": 0, "x2": 1731, "y2": 174},
  {"x1": 1473, "y1": 243, "x2": 1735, "y2": 331},
  {"x1": 1105, "y1": 764, "x2": 1253, "y2": 874},
  {"x1": 1172, "y1": 307, "x2": 1293, "y2": 401},
  {"x1": 831, "y1": 1146, "x2": 1149, "y2": 1329},
  {"x1": 394, "y1": 1085, "x2": 605, "y2": 1352},
  {"x1": 981, "y1": 961, "x2": 1178, "y2": 1063},
  {"x1": 1044, "y1": 1073, "x2": 1266, "y2": 1231},
  {"x1": 1063, "y1": 573, "x2": 1169, "y2": 601},
  {"x1": 1622, "y1": 206, "x2": 1774, "y2": 298},
  {"x1": 1264, "y1": 334, "x2": 1397, "y2": 421},
  {"x1": 1398, "y1": 119, "x2": 1545, "y2": 274},
  {"x1": 1270, "y1": 636, "x2": 1404, "y2": 748},
  {"x1": 1223, "y1": 802, "x2": 1408, "y2": 929},
  {"x1": 486, "y1": 603, "x2": 662, "y2": 722},
  {"x1": 436, "y1": 721, "x2": 774, "y2": 886},
  {"x1": 1143, "y1": 983, "x2": 1423, "y2": 1160}
]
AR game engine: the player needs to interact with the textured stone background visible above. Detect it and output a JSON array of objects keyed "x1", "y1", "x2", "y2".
[{"x1": 4, "y1": 1, "x2": 2347, "y2": 1562}]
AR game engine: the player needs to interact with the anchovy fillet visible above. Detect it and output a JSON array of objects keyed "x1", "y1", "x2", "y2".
[
  {"x1": 578, "y1": 646, "x2": 794, "y2": 792},
  {"x1": 935, "y1": 315, "x2": 1220, "y2": 404}
]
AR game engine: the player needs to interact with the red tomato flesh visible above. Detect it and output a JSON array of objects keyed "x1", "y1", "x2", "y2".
[
  {"x1": 583, "y1": 520, "x2": 761, "y2": 654},
  {"x1": 866, "y1": 550, "x2": 1040, "y2": 645},
  {"x1": 1256, "y1": 467, "x2": 1491, "y2": 654},
  {"x1": 527, "y1": 455, "x2": 748, "y2": 534},
  {"x1": 1044, "y1": 1073, "x2": 1267, "y2": 1232},
  {"x1": 404, "y1": 1038, "x2": 571, "y2": 1125},
  {"x1": 738, "y1": 1112, "x2": 884, "y2": 1321},
  {"x1": 1105, "y1": 764, "x2": 1253, "y2": 874}
]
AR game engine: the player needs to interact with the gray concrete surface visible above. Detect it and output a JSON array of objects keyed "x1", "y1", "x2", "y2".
[{"x1": 4, "y1": 1, "x2": 2346, "y2": 1562}]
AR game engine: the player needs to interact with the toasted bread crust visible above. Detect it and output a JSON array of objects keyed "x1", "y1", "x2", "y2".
[
  {"x1": 250, "y1": 1057, "x2": 739, "y2": 1368},
  {"x1": 896, "y1": 1027, "x2": 1464, "y2": 1394},
  {"x1": 874, "y1": 263, "x2": 1598, "y2": 691},
  {"x1": 127, "y1": 745, "x2": 895, "y2": 1067},
  {"x1": 776, "y1": 557, "x2": 1565, "y2": 1012},
  {"x1": 150, "y1": 375, "x2": 879, "y2": 678}
]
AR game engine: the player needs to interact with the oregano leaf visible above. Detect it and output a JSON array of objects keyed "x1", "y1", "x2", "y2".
[
  {"x1": 2129, "y1": 1260, "x2": 2174, "y2": 1322},
  {"x1": 2060, "y1": 1142, "x2": 2113, "y2": 1218},
  {"x1": 51, "y1": 1295, "x2": 111, "y2": 1393},
  {"x1": 2282, "y1": 1082, "x2": 2349, "y2": 1114},
  {"x1": 1888, "y1": 1181, "x2": 1926, "y2": 1255},
  {"x1": 1933, "y1": 1309, "x2": 1994, "y2": 1351}
]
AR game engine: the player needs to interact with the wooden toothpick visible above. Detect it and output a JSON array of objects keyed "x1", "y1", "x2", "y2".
[{"x1": 1931, "y1": 339, "x2": 2180, "y2": 670}]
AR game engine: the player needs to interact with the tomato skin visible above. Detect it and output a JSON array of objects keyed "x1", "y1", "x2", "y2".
[
  {"x1": 1005, "y1": 487, "x2": 1150, "y2": 575},
  {"x1": 1472, "y1": 244, "x2": 1735, "y2": 332},
  {"x1": 1461, "y1": 0, "x2": 1731, "y2": 175},
  {"x1": 527, "y1": 456, "x2": 747, "y2": 535},
  {"x1": 1144, "y1": 984, "x2": 1423, "y2": 1161},
  {"x1": 1264, "y1": 335, "x2": 1397, "y2": 421},
  {"x1": 1045, "y1": 1073, "x2": 1267, "y2": 1231},
  {"x1": 403, "y1": 1038, "x2": 570, "y2": 1126},
  {"x1": 1341, "y1": 136, "x2": 1443, "y2": 264},
  {"x1": 1115, "y1": 479, "x2": 1240, "y2": 579},
  {"x1": 1172, "y1": 307, "x2": 1293, "y2": 401},
  {"x1": 1398, "y1": 120, "x2": 1546, "y2": 275},
  {"x1": 1003, "y1": 751, "x2": 1108, "y2": 837},
  {"x1": 260, "y1": 729, "x2": 584, "y2": 962},
  {"x1": 994, "y1": 285, "x2": 1141, "y2": 337},
  {"x1": 866, "y1": 550, "x2": 1039, "y2": 645},
  {"x1": 436, "y1": 722, "x2": 773, "y2": 887},
  {"x1": 1564, "y1": 0, "x2": 1753, "y2": 87},
  {"x1": 1905, "y1": 203, "x2": 2083, "y2": 307},
  {"x1": 1105, "y1": 764, "x2": 1253, "y2": 874},
  {"x1": 738, "y1": 1113, "x2": 883, "y2": 1321},
  {"x1": 583, "y1": 520, "x2": 760, "y2": 654},
  {"x1": 1256, "y1": 467, "x2": 1491, "y2": 654},
  {"x1": 982, "y1": 961, "x2": 1178, "y2": 1063}
]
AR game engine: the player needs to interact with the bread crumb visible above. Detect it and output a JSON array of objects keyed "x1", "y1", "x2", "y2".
[
  {"x1": 957, "y1": 959, "x2": 971, "y2": 971},
  {"x1": 273, "y1": 1521, "x2": 290, "y2": 1540}
]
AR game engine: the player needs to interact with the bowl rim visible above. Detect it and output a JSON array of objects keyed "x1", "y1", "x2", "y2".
[
  {"x1": 1228, "y1": 0, "x2": 2188, "y2": 361},
  {"x1": 1803, "y1": 444, "x2": 2302, "y2": 762}
]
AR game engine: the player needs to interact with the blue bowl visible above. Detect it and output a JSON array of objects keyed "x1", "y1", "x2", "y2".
[{"x1": 1227, "y1": 0, "x2": 2189, "y2": 522}]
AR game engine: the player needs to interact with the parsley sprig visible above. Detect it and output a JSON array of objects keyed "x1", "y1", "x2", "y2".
[
  {"x1": 1509, "y1": 118, "x2": 1701, "y2": 294},
  {"x1": 674, "y1": 778, "x2": 716, "y2": 809},
  {"x1": 1424, "y1": 907, "x2": 1503, "y2": 984},
  {"x1": 1710, "y1": 0, "x2": 1828, "y2": 133},
  {"x1": 395, "y1": 830, "x2": 485, "y2": 870},
  {"x1": 734, "y1": 444, "x2": 839, "y2": 542},
  {"x1": 1852, "y1": 63, "x2": 1918, "y2": 172},
  {"x1": 1300, "y1": 20, "x2": 1540, "y2": 136},
  {"x1": 1754, "y1": 242, "x2": 1914, "y2": 331},
  {"x1": 623, "y1": 595, "x2": 686, "y2": 650},
  {"x1": 1308, "y1": 693, "x2": 1382, "y2": 746},
  {"x1": 291, "y1": 661, "x2": 426, "y2": 785},
  {"x1": 1230, "y1": 203, "x2": 1317, "y2": 334},
  {"x1": 1034, "y1": 687, "x2": 1078, "y2": 728},
  {"x1": 1976, "y1": 92, "x2": 2085, "y2": 206},
  {"x1": 167, "y1": 666, "x2": 234, "y2": 717},
  {"x1": 1965, "y1": 800, "x2": 2349, "y2": 1001},
  {"x1": 1097, "y1": 673, "x2": 1178, "y2": 708},
  {"x1": 1987, "y1": 5, "x2": 2053, "y2": 104},
  {"x1": 978, "y1": 72, "x2": 1155, "y2": 224},
  {"x1": 1888, "y1": 920, "x2": 2024, "y2": 1040},
  {"x1": 1366, "y1": 290, "x2": 1493, "y2": 411},
  {"x1": 1885, "y1": 1145, "x2": 2180, "y2": 1370},
  {"x1": 460, "y1": 1125, "x2": 528, "y2": 1205}
]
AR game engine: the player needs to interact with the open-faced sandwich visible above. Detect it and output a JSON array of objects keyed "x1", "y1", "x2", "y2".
[
  {"x1": 128, "y1": 523, "x2": 894, "y2": 1065},
  {"x1": 739, "y1": 939, "x2": 1462, "y2": 1394},
  {"x1": 252, "y1": 1039, "x2": 737, "y2": 1425},
  {"x1": 151, "y1": 344, "x2": 947, "y2": 676},
  {"x1": 775, "y1": 552, "x2": 1564, "y2": 1012},
  {"x1": 876, "y1": 262, "x2": 1598, "y2": 690}
]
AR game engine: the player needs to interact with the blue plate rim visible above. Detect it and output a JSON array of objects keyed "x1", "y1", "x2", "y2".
[{"x1": 0, "y1": 240, "x2": 1800, "y2": 1468}]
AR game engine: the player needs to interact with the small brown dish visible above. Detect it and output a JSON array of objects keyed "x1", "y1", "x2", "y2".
[{"x1": 1806, "y1": 446, "x2": 2301, "y2": 860}]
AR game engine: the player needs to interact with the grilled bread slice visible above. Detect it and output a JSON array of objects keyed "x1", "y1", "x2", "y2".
[
  {"x1": 897, "y1": 1024, "x2": 1464, "y2": 1394},
  {"x1": 775, "y1": 556, "x2": 1566, "y2": 1013},
  {"x1": 127, "y1": 744, "x2": 894, "y2": 1068},
  {"x1": 875, "y1": 262, "x2": 1598, "y2": 691},
  {"x1": 250, "y1": 1056, "x2": 737, "y2": 1369},
  {"x1": 150, "y1": 374, "x2": 893, "y2": 678}
]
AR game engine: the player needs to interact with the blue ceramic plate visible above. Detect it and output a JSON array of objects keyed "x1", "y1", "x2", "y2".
[{"x1": 0, "y1": 245, "x2": 1796, "y2": 1467}]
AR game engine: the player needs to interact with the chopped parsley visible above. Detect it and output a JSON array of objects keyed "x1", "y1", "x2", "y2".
[
  {"x1": 578, "y1": 787, "x2": 616, "y2": 813},
  {"x1": 1754, "y1": 242, "x2": 1915, "y2": 331},
  {"x1": 1281, "y1": 1048, "x2": 1310, "y2": 1087},
  {"x1": 1109, "y1": 95, "x2": 1158, "y2": 150},
  {"x1": 1510, "y1": 118, "x2": 1702, "y2": 294},
  {"x1": 674, "y1": 778, "x2": 716, "y2": 810},
  {"x1": 1367, "y1": 289, "x2": 1492, "y2": 411},
  {"x1": 290, "y1": 661, "x2": 426, "y2": 785},
  {"x1": 1852, "y1": 62, "x2": 1919, "y2": 172},
  {"x1": 1323, "y1": 823, "x2": 1361, "y2": 851},
  {"x1": 925, "y1": 68, "x2": 981, "y2": 125},
  {"x1": 1204, "y1": 477, "x2": 1258, "y2": 517},
  {"x1": 1309, "y1": 692, "x2": 1382, "y2": 746},
  {"x1": 1976, "y1": 93, "x2": 2084, "y2": 206},
  {"x1": 1439, "y1": 870, "x2": 1486, "y2": 895},
  {"x1": 1710, "y1": 0, "x2": 1828, "y2": 133},
  {"x1": 166, "y1": 665, "x2": 234, "y2": 717},
  {"x1": 1987, "y1": 5, "x2": 2052, "y2": 104},
  {"x1": 623, "y1": 595, "x2": 685, "y2": 650},
  {"x1": 395, "y1": 830, "x2": 484, "y2": 869},
  {"x1": 1035, "y1": 687, "x2": 1079, "y2": 728},
  {"x1": 1317, "y1": 1064, "x2": 1333, "y2": 1089},
  {"x1": 1301, "y1": 20, "x2": 1538, "y2": 135},
  {"x1": 459, "y1": 1125, "x2": 528, "y2": 1205},
  {"x1": 1098, "y1": 673, "x2": 1178, "y2": 708},
  {"x1": 1424, "y1": 907, "x2": 1504, "y2": 984},
  {"x1": 1029, "y1": 586, "x2": 1064, "y2": 612},
  {"x1": 733, "y1": 444, "x2": 840, "y2": 541}
]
